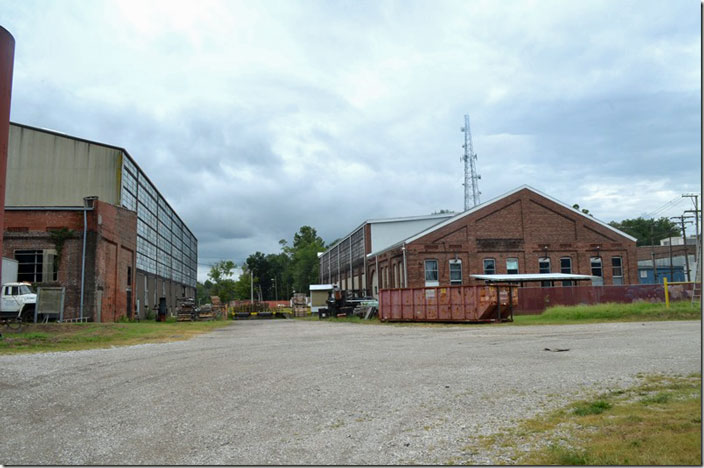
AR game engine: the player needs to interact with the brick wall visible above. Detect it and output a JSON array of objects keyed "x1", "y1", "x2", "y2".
[
  {"x1": 3, "y1": 201, "x2": 137, "y2": 321},
  {"x1": 366, "y1": 188, "x2": 638, "y2": 291}
]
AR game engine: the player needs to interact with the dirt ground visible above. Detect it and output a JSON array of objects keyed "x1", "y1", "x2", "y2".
[{"x1": 0, "y1": 319, "x2": 700, "y2": 465}]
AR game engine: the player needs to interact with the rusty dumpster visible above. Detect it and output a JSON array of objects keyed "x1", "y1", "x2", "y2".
[{"x1": 379, "y1": 285, "x2": 516, "y2": 322}]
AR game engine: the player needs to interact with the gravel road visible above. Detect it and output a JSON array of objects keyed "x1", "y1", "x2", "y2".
[{"x1": 0, "y1": 319, "x2": 700, "y2": 465}]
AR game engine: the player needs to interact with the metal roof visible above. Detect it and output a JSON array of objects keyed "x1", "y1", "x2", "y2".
[
  {"x1": 471, "y1": 273, "x2": 597, "y2": 283},
  {"x1": 309, "y1": 284, "x2": 335, "y2": 291}
]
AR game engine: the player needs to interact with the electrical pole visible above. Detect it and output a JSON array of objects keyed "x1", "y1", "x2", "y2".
[
  {"x1": 650, "y1": 225, "x2": 657, "y2": 283},
  {"x1": 671, "y1": 215, "x2": 694, "y2": 282},
  {"x1": 683, "y1": 193, "x2": 700, "y2": 248}
]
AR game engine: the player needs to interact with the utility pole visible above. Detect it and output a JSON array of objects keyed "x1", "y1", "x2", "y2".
[
  {"x1": 683, "y1": 193, "x2": 700, "y2": 248},
  {"x1": 671, "y1": 215, "x2": 694, "y2": 282},
  {"x1": 650, "y1": 225, "x2": 658, "y2": 283}
]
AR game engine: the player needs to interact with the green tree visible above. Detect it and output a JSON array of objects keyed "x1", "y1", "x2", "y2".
[
  {"x1": 207, "y1": 260, "x2": 237, "y2": 303},
  {"x1": 608, "y1": 217, "x2": 681, "y2": 246},
  {"x1": 196, "y1": 280, "x2": 213, "y2": 305},
  {"x1": 284, "y1": 226, "x2": 326, "y2": 294}
]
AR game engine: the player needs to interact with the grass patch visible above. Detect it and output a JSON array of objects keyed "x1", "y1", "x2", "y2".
[
  {"x1": 0, "y1": 320, "x2": 232, "y2": 354},
  {"x1": 470, "y1": 373, "x2": 701, "y2": 465},
  {"x1": 513, "y1": 300, "x2": 700, "y2": 325}
]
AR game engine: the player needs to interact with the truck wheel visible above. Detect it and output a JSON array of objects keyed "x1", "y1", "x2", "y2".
[{"x1": 21, "y1": 305, "x2": 35, "y2": 322}]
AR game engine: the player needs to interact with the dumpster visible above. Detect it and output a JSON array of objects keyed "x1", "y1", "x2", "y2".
[{"x1": 379, "y1": 285, "x2": 516, "y2": 323}]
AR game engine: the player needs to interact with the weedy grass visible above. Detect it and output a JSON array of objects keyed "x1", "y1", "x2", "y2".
[
  {"x1": 513, "y1": 300, "x2": 700, "y2": 325},
  {"x1": 0, "y1": 319, "x2": 231, "y2": 354},
  {"x1": 470, "y1": 373, "x2": 701, "y2": 466}
]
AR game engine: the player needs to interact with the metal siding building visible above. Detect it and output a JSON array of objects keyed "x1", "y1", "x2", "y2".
[{"x1": 6, "y1": 123, "x2": 197, "y2": 315}]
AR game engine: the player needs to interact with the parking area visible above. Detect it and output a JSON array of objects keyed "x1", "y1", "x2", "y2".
[{"x1": 0, "y1": 319, "x2": 700, "y2": 465}]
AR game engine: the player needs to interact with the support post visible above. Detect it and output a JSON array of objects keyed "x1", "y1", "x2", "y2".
[{"x1": 663, "y1": 277, "x2": 669, "y2": 308}]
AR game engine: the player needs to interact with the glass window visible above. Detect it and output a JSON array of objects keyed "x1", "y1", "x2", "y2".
[
  {"x1": 612, "y1": 257, "x2": 623, "y2": 285},
  {"x1": 539, "y1": 257, "x2": 552, "y2": 287},
  {"x1": 16, "y1": 249, "x2": 43, "y2": 283},
  {"x1": 483, "y1": 258, "x2": 496, "y2": 275},
  {"x1": 591, "y1": 257, "x2": 603, "y2": 286},
  {"x1": 424, "y1": 260, "x2": 438, "y2": 284},
  {"x1": 449, "y1": 260, "x2": 462, "y2": 285},
  {"x1": 560, "y1": 257, "x2": 573, "y2": 286},
  {"x1": 506, "y1": 258, "x2": 519, "y2": 274}
]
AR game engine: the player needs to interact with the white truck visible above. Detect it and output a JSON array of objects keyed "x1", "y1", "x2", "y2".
[{"x1": 0, "y1": 282, "x2": 37, "y2": 322}]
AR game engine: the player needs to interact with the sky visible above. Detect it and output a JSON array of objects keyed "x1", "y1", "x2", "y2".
[{"x1": 0, "y1": 0, "x2": 700, "y2": 282}]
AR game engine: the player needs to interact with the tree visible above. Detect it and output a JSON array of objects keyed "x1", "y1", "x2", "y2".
[
  {"x1": 207, "y1": 260, "x2": 237, "y2": 303},
  {"x1": 196, "y1": 280, "x2": 213, "y2": 305},
  {"x1": 283, "y1": 226, "x2": 326, "y2": 294},
  {"x1": 608, "y1": 217, "x2": 681, "y2": 246}
]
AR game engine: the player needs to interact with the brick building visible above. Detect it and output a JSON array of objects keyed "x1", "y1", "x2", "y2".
[
  {"x1": 3, "y1": 199, "x2": 136, "y2": 321},
  {"x1": 318, "y1": 213, "x2": 454, "y2": 296},
  {"x1": 364, "y1": 186, "x2": 638, "y2": 295},
  {"x1": 5, "y1": 122, "x2": 197, "y2": 319}
]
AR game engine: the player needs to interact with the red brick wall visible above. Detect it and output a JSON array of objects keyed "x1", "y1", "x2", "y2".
[
  {"x1": 367, "y1": 188, "x2": 638, "y2": 290},
  {"x1": 3, "y1": 201, "x2": 137, "y2": 321}
]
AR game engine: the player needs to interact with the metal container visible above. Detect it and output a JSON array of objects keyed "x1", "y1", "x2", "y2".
[{"x1": 379, "y1": 285, "x2": 516, "y2": 322}]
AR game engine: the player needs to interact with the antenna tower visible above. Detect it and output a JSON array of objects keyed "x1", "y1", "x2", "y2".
[{"x1": 461, "y1": 114, "x2": 481, "y2": 210}]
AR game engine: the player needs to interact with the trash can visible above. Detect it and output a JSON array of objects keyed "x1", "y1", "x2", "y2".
[{"x1": 156, "y1": 297, "x2": 167, "y2": 322}]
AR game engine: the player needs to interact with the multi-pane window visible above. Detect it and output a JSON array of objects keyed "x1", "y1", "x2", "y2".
[
  {"x1": 506, "y1": 258, "x2": 519, "y2": 274},
  {"x1": 591, "y1": 257, "x2": 603, "y2": 286},
  {"x1": 16, "y1": 249, "x2": 43, "y2": 283},
  {"x1": 612, "y1": 257, "x2": 623, "y2": 285},
  {"x1": 539, "y1": 257, "x2": 552, "y2": 287},
  {"x1": 424, "y1": 259, "x2": 439, "y2": 285},
  {"x1": 449, "y1": 260, "x2": 462, "y2": 285},
  {"x1": 483, "y1": 258, "x2": 496, "y2": 275},
  {"x1": 560, "y1": 257, "x2": 573, "y2": 286}
]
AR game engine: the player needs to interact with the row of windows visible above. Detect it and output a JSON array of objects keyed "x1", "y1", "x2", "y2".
[{"x1": 421, "y1": 256, "x2": 625, "y2": 286}]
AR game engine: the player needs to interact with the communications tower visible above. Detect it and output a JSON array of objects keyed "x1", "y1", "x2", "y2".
[{"x1": 461, "y1": 114, "x2": 481, "y2": 210}]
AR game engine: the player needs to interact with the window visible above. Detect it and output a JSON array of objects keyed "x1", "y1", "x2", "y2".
[
  {"x1": 424, "y1": 259, "x2": 439, "y2": 286},
  {"x1": 612, "y1": 257, "x2": 623, "y2": 285},
  {"x1": 483, "y1": 258, "x2": 496, "y2": 275},
  {"x1": 449, "y1": 260, "x2": 462, "y2": 285},
  {"x1": 506, "y1": 258, "x2": 519, "y2": 274},
  {"x1": 127, "y1": 266, "x2": 132, "y2": 286},
  {"x1": 539, "y1": 257, "x2": 552, "y2": 287},
  {"x1": 591, "y1": 257, "x2": 603, "y2": 286},
  {"x1": 560, "y1": 257, "x2": 573, "y2": 286},
  {"x1": 640, "y1": 270, "x2": 647, "y2": 279},
  {"x1": 16, "y1": 250, "x2": 43, "y2": 283}
]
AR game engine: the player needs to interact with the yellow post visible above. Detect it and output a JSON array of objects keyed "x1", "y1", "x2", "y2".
[{"x1": 663, "y1": 277, "x2": 669, "y2": 308}]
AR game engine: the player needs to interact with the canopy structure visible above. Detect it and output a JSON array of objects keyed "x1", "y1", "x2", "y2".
[{"x1": 471, "y1": 273, "x2": 596, "y2": 283}]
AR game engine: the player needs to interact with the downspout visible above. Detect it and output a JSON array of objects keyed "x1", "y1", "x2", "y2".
[
  {"x1": 80, "y1": 196, "x2": 97, "y2": 321},
  {"x1": 402, "y1": 243, "x2": 408, "y2": 288},
  {"x1": 375, "y1": 255, "x2": 379, "y2": 297}
]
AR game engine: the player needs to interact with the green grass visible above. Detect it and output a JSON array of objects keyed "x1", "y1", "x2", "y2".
[
  {"x1": 470, "y1": 373, "x2": 702, "y2": 465},
  {"x1": 513, "y1": 300, "x2": 700, "y2": 325},
  {"x1": 0, "y1": 320, "x2": 232, "y2": 354}
]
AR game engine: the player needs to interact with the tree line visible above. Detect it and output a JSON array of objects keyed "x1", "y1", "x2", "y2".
[{"x1": 197, "y1": 225, "x2": 325, "y2": 305}]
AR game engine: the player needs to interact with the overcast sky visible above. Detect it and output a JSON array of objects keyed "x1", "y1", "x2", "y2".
[{"x1": 0, "y1": 0, "x2": 700, "y2": 281}]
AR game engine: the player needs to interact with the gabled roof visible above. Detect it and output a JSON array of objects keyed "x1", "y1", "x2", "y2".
[{"x1": 367, "y1": 185, "x2": 637, "y2": 258}]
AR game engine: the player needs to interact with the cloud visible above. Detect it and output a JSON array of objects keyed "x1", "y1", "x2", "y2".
[{"x1": 0, "y1": 0, "x2": 699, "y2": 282}]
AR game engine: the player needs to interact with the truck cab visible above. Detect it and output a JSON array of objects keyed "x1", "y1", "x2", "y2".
[{"x1": 1, "y1": 282, "x2": 37, "y2": 321}]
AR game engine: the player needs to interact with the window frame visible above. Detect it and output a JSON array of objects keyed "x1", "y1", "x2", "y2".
[
  {"x1": 424, "y1": 259, "x2": 439, "y2": 286},
  {"x1": 590, "y1": 256, "x2": 604, "y2": 286},
  {"x1": 506, "y1": 257, "x2": 519, "y2": 275},
  {"x1": 612, "y1": 256, "x2": 623, "y2": 285},
  {"x1": 483, "y1": 258, "x2": 496, "y2": 275},
  {"x1": 449, "y1": 259, "x2": 462, "y2": 285},
  {"x1": 538, "y1": 257, "x2": 552, "y2": 287},
  {"x1": 560, "y1": 256, "x2": 573, "y2": 287}
]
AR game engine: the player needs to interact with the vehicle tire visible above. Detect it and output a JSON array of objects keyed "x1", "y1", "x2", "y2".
[{"x1": 20, "y1": 305, "x2": 35, "y2": 323}]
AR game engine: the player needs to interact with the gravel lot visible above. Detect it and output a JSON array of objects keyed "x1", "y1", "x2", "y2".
[{"x1": 0, "y1": 319, "x2": 700, "y2": 465}]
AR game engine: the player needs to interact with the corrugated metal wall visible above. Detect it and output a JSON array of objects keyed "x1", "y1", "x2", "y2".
[{"x1": 6, "y1": 124, "x2": 122, "y2": 206}]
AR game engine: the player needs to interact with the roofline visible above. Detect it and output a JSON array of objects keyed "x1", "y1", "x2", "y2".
[
  {"x1": 9, "y1": 121, "x2": 197, "y2": 242},
  {"x1": 365, "y1": 184, "x2": 637, "y2": 258},
  {"x1": 403, "y1": 184, "x2": 637, "y2": 245},
  {"x1": 5, "y1": 205, "x2": 94, "y2": 211},
  {"x1": 322, "y1": 213, "x2": 454, "y2": 254}
]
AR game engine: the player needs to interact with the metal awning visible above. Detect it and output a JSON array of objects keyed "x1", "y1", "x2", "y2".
[{"x1": 471, "y1": 273, "x2": 596, "y2": 283}]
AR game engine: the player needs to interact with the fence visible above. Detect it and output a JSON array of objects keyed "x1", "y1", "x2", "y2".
[
  {"x1": 379, "y1": 285, "x2": 517, "y2": 322},
  {"x1": 516, "y1": 283, "x2": 696, "y2": 315}
]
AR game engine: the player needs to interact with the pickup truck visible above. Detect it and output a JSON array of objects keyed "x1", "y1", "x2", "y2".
[{"x1": 0, "y1": 282, "x2": 37, "y2": 322}]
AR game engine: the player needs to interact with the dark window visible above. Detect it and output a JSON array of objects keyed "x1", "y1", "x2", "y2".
[
  {"x1": 127, "y1": 266, "x2": 132, "y2": 286},
  {"x1": 424, "y1": 260, "x2": 439, "y2": 283},
  {"x1": 449, "y1": 260, "x2": 462, "y2": 285},
  {"x1": 483, "y1": 258, "x2": 495, "y2": 275},
  {"x1": 591, "y1": 257, "x2": 603, "y2": 286},
  {"x1": 560, "y1": 257, "x2": 573, "y2": 286},
  {"x1": 16, "y1": 250, "x2": 43, "y2": 283},
  {"x1": 612, "y1": 257, "x2": 623, "y2": 285},
  {"x1": 539, "y1": 257, "x2": 552, "y2": 287},
  {"x1": 506, "y1": 258, "x2": 519, "y2": 274}
]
